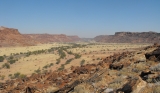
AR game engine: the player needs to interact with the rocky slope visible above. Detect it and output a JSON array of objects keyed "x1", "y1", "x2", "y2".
[
  {"x1": 0, "y1": 44, "x2": 160, "y2": 93},
  {"x1": 0, "y1": 26, "x2": 36, "y2": 47},
  {"x1": 0, "y1": 26, "x2": 80, "y2": 47},
  {"x1": 94, "y1": 31, "x2": 160, "y2": 43}
]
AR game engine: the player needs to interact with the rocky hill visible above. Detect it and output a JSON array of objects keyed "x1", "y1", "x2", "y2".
[
  {"x1": 0, "y1": 26, "x2": 36, "y2": 47},
  {"x1": 0, "y1": 44, "x2": 160, "y2": 93},
  {"x1": 0, "y1": 27, "x2": 80, "y2": 47},
  {"x1": 94, "y1": 31, "x2": 160, "y2": 43},
  {"x1": 23, "y1": 34, "x2": 80, "y2": 44}
]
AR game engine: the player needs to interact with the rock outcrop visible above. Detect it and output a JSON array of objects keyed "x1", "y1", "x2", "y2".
[{"x1": 0, "y1": 26, "x2": 36, "y2": 47}]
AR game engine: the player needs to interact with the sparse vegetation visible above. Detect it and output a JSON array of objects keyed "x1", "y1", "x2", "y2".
[
  {"x1": 43, "y1": 63, "x2": 54, "y2": 69},
  {"x1": 8, "y1": 59, "x2": 16, "y2": 64},
  {"x1": 0, "y1": 75, "x2": 5, "y2": 80},
  {"x1": 0, "y1": 56, "x2": 4, "y2": 62},
  {"x1": 2, "y1": 63, "x2": 10, "y2": 69},
  {"x1": 56, "y1": 58, "x2": 61, "y2": 64},
  {"x1": 74, "y1": 54, "x2": 81, "y2": 59},
  {"x1": 58, "y1": 64, "x2": 65, "y2": 71},
  {"x1": 0, "y1": 42, "x2": 152, "y2": 93},
  {"x1": 80, "y1": 59, "x2": 85, "y2": 65},
  {"x1": 65, "y1": 58, "x2": 74, "y2": 65},
  {"x1": 34, "y1": 68, "x2": 41, "y2": 74}
]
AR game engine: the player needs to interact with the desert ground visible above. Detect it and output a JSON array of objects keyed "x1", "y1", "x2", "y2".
[{"x1": 0, "y1": 43, "x2": 151, "y2": 82}]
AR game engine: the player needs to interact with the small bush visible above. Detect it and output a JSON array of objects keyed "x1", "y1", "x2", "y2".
[
  {"x1": 58, "y1": 64, "x2": 65, "y2": 71},
  {"x1": 56, "y1": 59, "x2": 60, "y2": 64},
  {"x1": 80, "y1": 59, "x2": 85, "y2": 65},
  {"x1": 65, "y1": 58, "x2": 73, "y2": 65},
  {"x1": 2, "y1": 63, "x2": 10, "y2": 69},
  {"x1": 49, "y1": 63, "x2": 53, "y2": 67},
  {"x1": 14, "y1": 72, "x2": 20, "y2": 78},
  {"x1": 9, "y1": 56, "x2": 14, "y2": 60},
  {"x1": 8, "y1": 59, "x2": 16, "y2": 64},
  {"x1": 75, "y1": 54, "x2": 81, "y2": 59},
  {"x1": 43, "y1": 65, "x2": 49, "y2": 69},
  {"x1": 0, "y1": 75, "x2": 5, "y2": 80},
  {"x1": 19, "y1": 74, "x2": 26, "y2": 79},
  {"x1": 34, "y1": 68, "x2": 41, "y2": 73},
  {"x1": 8, "y1": 74, "x2": 12, "y2": 77},
  {"x1": 0, "y1": 56, "x2": 4, "y2": 62},
  {"x1": 97, "y1": 58, "x2": 100, "y2": 60}
]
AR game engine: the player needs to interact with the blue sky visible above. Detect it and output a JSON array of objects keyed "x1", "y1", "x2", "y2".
[{"x1": 0, "y1": 0, "x2": 160, "y2": 38}]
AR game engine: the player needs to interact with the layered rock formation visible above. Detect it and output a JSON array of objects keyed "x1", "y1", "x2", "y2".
[
  {"x1": 0, "y1": 26, "x2": 36, "y2": 47},
  {"x1": 0, "y1": 26, "x2": 80, "y2": 47},
  {"x1": 0, "y1": 44, "x2": 160, "y2": 93},
  {"x1": 94, "y1": 31, "x2": 160, "y2": 43}
]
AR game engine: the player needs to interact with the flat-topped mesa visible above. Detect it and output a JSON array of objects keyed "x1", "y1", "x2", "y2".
[
  {"x1": 94, "y1": 31, "x2": 160, "y2": 43},
  {"x1": 115, "y1": 31, "x2": 158, "y2": 36}
]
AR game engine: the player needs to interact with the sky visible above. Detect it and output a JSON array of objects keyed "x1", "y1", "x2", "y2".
[{"x1": 0, "y1": 0, "x2": 160, "y2": 38}]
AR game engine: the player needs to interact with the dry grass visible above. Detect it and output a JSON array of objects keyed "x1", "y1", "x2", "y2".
[{"x1": 0, "y1": 43, "x2": 150, "y2": 82}]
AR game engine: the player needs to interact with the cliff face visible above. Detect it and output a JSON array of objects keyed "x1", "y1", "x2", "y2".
[
  {"x1": 94, "y1": 32, "x2": 160, "y2": 43},
  {"x1": 0, "y1": 27, "x2": 81, "y2": 47},
  {"x1": 0, "y1": 27, "x2": 36, "y2": 47}
]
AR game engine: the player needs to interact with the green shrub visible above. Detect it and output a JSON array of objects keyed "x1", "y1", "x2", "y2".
[
  {"x1": 80, "y1": 59, "x2": 85, "y2": 65},
  {"x1": 0, "y1": 75, "x2": 5, "y2": 80},
  {"x1": 67, "y1": 51, "x2": 73, "y2": 54},
  {"x1": 8, "y1": 59, "x2": 16, "y2": 64},
  {"x1": 14, "y1": 72, "x2": 20, "y2": 78},
  {"x1": 2, "y1": 63, "x2": 10, "y2": 69},
  {"x1": 9, "y1": 56, "x2": 14, "y2": 60},
  {"x1": 58, "y1": 64, "x2": 65, "y2": 71},
  {"x1": 0, "y1": 56, "x2": 4, "y2": 62},
  {"x1": 75, "y1": 54, "x2": 81, "y2": 59},
  {"x1": 8, "y1": 74, "x2": 12, "y2": 77},
  {"x1": 49, "y1": 63, "x2": 53, "y2": 67},
  {"x1": 43, "y1": 63, "x2": 54, "y2": 69},
  {"x1": 19, "y1": 74, "x2": 26, "y2": 79},
  {"x1": 34, "y1": 68, "x2": 41, "y2": 73},
  {"x1": 65, "y1": 58, "x2": 73, "y2": 65},
  {"x1": 56, "y1": 59, "x2": 60, "y2": 64}
]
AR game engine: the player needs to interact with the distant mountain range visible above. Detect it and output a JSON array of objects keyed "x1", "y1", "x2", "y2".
[{"x1": 0, "y1": 26, "x2": 160, "y2": 47}]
